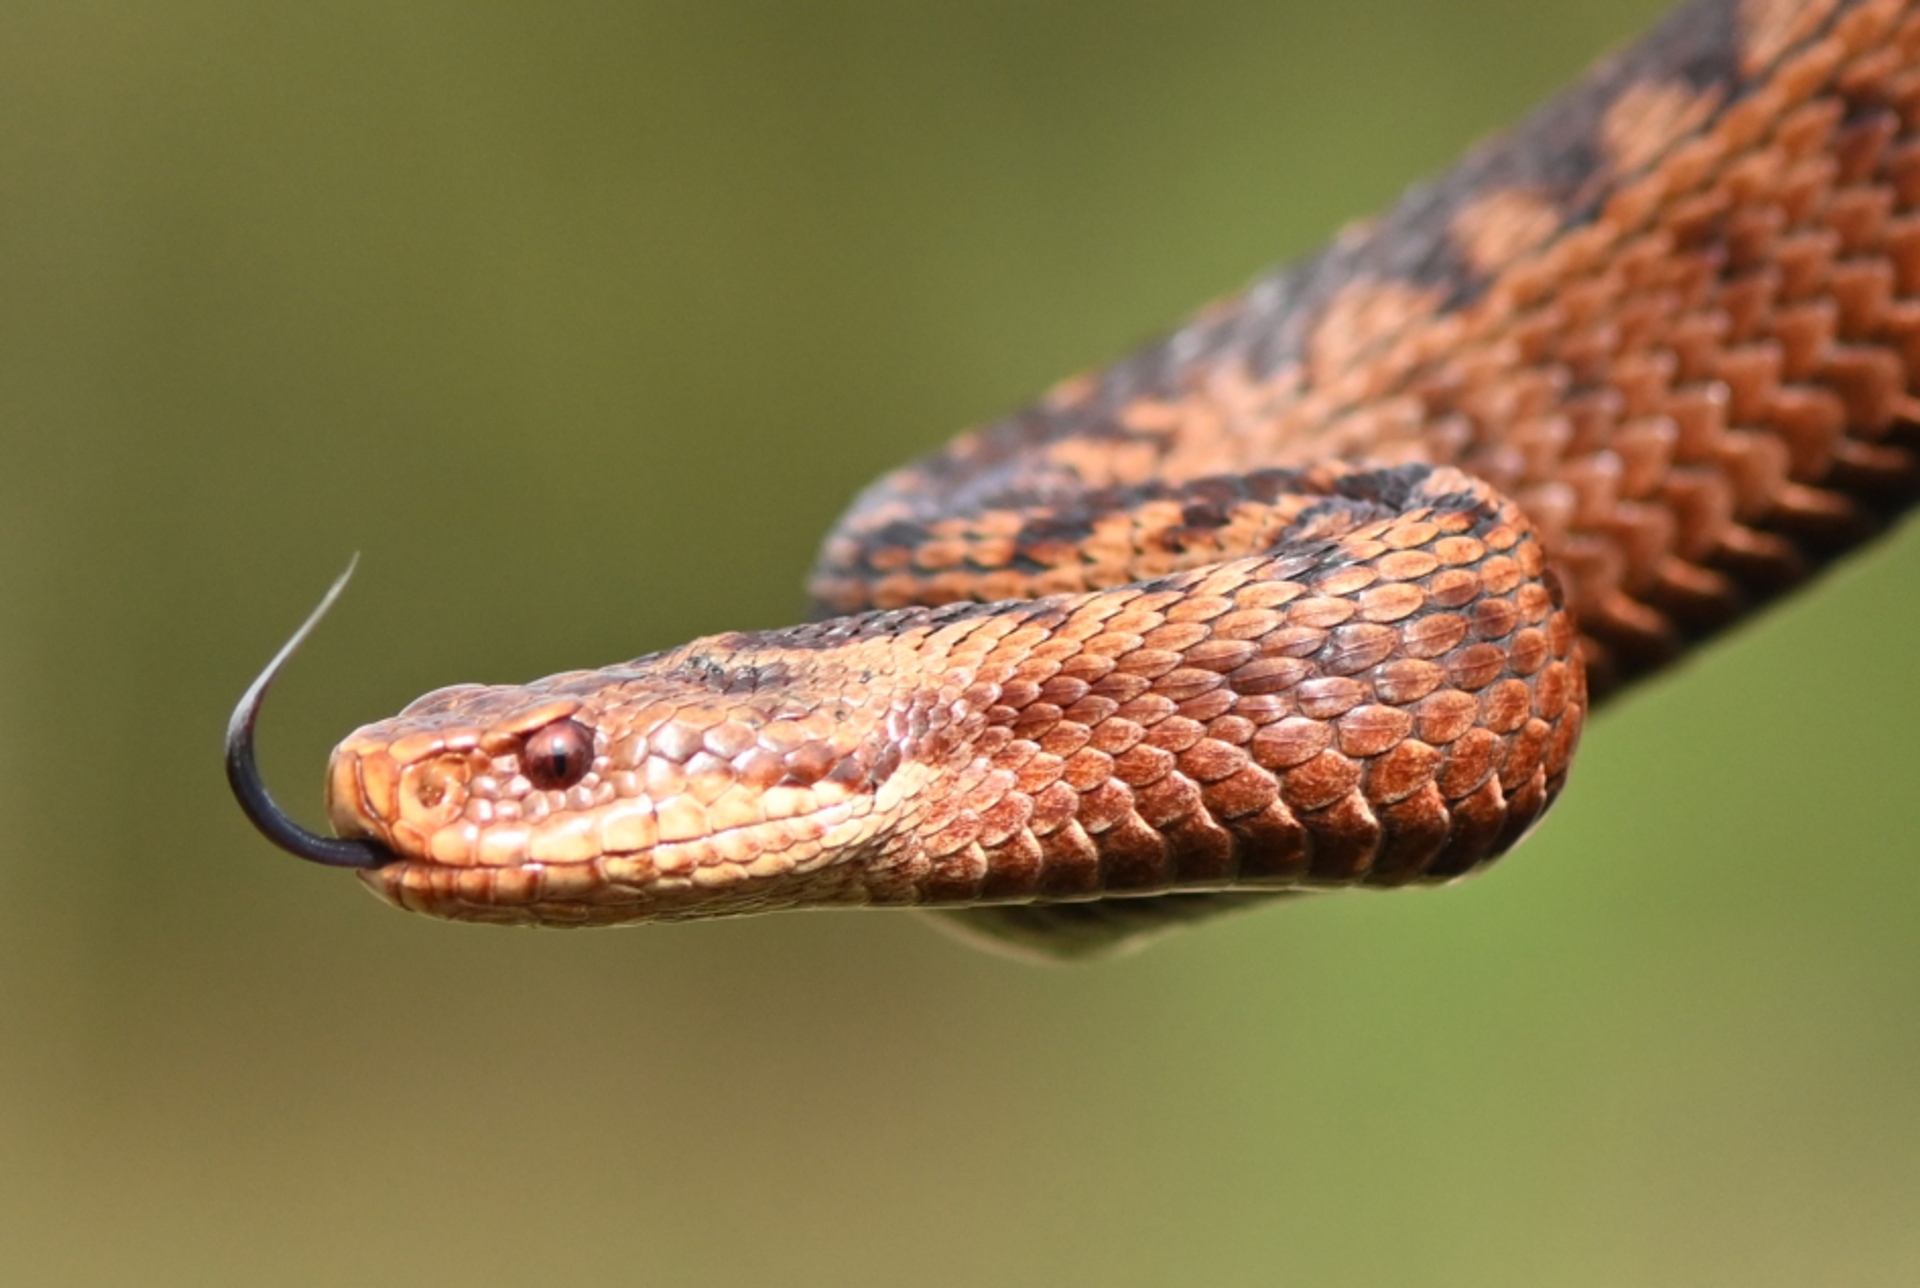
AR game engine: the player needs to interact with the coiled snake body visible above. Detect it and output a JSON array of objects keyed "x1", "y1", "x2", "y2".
[{"x1": 230, "y1": 0, "x2": 1920, "y2": 958}]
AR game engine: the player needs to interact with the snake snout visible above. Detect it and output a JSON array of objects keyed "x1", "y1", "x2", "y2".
[{"x1": 325, "y1": 736, "x2": 502, "y2": 866}]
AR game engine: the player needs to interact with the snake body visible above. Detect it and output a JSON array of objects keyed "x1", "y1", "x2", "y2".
[{"x1": 234, "y1": 0, "x2": 1920, "y2": 957}]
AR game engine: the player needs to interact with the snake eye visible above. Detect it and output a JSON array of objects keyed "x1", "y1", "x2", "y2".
[{"x1": 522, "y1": 718, "x2": 595, "y2": 791}]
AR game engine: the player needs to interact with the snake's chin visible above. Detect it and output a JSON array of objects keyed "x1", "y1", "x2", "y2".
[
  {"x1": 351, "y1": 858, "x2": 604, "y2": 927},
  {"x1": 346, "y1": 840, "x2": 875, "y2": 929}
]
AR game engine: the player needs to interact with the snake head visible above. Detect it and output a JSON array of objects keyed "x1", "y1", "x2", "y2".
[{"x1": 328, "y1": 633, "x2": 945, "y2": 925}]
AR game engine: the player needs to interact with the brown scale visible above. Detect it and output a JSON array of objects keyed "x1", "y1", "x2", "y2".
[
  {"x1": 818, "y1": 0, "x2": 1920, "y2": 701},
  {"x1": 289, "y1": 0, "x2": 1920, "y2": 958}
]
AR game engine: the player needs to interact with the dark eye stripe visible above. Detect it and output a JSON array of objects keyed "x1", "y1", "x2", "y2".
[{"x1": 522, "y1": 718, "x2": 595, "y2": 791}]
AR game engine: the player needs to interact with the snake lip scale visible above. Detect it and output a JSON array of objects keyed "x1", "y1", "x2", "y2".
[{"x1": 232, "y1": 0, "x2": 1920, "y2": 958}]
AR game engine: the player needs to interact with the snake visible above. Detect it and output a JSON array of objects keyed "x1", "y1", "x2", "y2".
[{"x1": 229, "y1": 0, "x2": 1920, "y2": 959}]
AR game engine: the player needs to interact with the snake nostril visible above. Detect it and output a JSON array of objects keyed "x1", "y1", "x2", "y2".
[
  {"x1": 398, "y1": 756, "x2": 471, "y2": 831},
  {"x1": 523, "y1": 717, "x2": 595, "y2": 791},
  {"x1": 411, "y1": 769, "x2": 449, "y2": 810}
]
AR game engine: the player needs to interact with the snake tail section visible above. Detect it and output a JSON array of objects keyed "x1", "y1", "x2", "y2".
[{"x1": 931, "y1": 892, "x2": 1308, "y2": 962}]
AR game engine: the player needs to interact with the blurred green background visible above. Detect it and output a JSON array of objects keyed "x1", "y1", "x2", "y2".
[{"x1": 5, "y1": 1, "x2": 1919, "y2": 1284}]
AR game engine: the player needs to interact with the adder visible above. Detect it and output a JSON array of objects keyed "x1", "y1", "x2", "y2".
[{"x1": 229, "y1": 0, "x2": 1920, "y2": 958}]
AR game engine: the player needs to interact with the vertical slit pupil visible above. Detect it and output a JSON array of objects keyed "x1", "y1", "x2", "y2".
[{"x1": 526, "y1": 718, "x2": 593, "y2": 790}]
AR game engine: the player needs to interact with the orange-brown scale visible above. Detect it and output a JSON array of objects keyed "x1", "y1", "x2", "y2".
[
  {"x1": 821, "y1": 0, "x2": 1920, "y2": 697},
  {"x1": 334, "y1": 467, "x2": 1584, "y2": 926}
]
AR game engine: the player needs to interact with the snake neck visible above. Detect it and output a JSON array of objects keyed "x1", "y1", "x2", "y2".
[{"x1": 334, "y1": 466, "x2": 1584, "y2": 925}]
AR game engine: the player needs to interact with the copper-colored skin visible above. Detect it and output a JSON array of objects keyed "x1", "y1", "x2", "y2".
[{"x1": 325, "y1": 0, "x2": 1920, "y2": 953}]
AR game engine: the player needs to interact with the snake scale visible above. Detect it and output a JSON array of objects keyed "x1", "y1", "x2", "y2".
[{"x1": 231, "y1": 0, "x2": 1920, "y2": 958}]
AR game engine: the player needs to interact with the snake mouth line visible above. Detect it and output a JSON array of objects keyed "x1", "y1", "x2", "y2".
[{"x1": 364, "y1": 793, "x2": 881, "y2": 875}]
